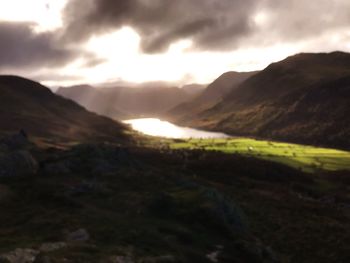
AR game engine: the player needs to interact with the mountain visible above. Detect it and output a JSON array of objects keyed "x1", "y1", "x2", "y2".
[
  {"x1": 1, "y1": 75, "x2": 350, "y2": 263},
  {"x1": 181, "y1": 52, "x2": 350, "y2": 149},
  {"x1": 0, "y1": 76, "x2": 129, "y2": 143},
  {"x1": 181, "y1": 83, "x2": 206, "y2": 96},
  {"x1": 168, "y1": 71, "x2": 257, "y2": 123},
  {"x1": 57, "y1": 84, "x2": 198, "y2": 120}
]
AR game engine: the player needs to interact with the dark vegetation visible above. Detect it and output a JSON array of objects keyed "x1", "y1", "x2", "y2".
[{"x1": 0, "y1": 135, "x2": 349, "y2": 262}]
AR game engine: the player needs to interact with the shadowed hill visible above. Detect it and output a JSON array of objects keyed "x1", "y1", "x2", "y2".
[
  {"x1": 181, "y1": 52, "x2": 350, "y2": 149},
  {"x1": 168, "y1": 71, "x2": 257, "y2": 123},
  {"x1": 57, "y1": 84, "x2": 200, "y2": 120},
  {"x1": 0, "y1": 76, "x2": 130, "y2": 143}
]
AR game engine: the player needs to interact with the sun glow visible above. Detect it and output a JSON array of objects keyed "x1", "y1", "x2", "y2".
[
  {"x1": 0, "y1": 0, "x2": 68, "y2": 31},
  {"x1": 71, "y1": 27, "x2": 298, "y2": 86}
]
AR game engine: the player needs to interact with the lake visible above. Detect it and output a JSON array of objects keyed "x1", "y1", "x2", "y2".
[{"x1": 124, "y1": 118, "x2": 230, "y2": 139}]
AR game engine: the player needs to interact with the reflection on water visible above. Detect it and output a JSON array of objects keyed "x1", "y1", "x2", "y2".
[{"x1": 124, "y1": 118, "x2": 230, "y2": 139}]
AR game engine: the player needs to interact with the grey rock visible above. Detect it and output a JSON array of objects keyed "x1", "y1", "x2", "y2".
[
  {"x1": 39, "y1": 242, "x2": 66, "y2": 253},
  {"x1": 0, "y1": 248, "x2": 39, "y2": 263},
  {"x1": 109, "y1": 256, "x2": 134, "y2": 263},
  {"x1": 206, "y1": 251, "x2": 219, "y2": 262}
]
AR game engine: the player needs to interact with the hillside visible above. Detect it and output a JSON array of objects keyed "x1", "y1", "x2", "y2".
[
  {"x1": 57, "y1": 84, "x2": 199, "y2": 120},
  {"x1": 0, "y1": 76, "x2": 129, "y2": 143},
  {"x1": 180, "y1": 52, "x2": 350, "y2": 150},
  {"x1": 168, "y1": 71, "x2": 257, "y2": 122}
]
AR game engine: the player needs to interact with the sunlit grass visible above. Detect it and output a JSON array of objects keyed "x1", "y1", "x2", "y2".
[{"x1": 168, "y1": 138, "x2": 350, "y2": 173}]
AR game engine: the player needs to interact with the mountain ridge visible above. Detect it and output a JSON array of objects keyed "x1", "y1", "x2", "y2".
[
  {"x1": 172, "y1": 52, "x2": 350, "y2": 150},
  {"x1": 57, "y1": 84, "x2": 202, "y2": 120},
  {"x1": 168, "y1": 71, "x2": 258, "y2": 122},
  {"x1": 0, "y1": 75, "x2": 130, "y2": 144}
]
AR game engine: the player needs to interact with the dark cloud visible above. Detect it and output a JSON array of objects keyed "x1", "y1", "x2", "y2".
[
  {"x1": 62, "y1": 0, "x2": 259, "y2": 53},
  {"x1": 61, "y1": 0, "x2": 350, "y2": 53},
  {"x1": 253, "y1": 0, "x2": 350, "y2": 43},
  {"x1": 0, "y1": 22, "x2": 102, "y2": 70},
  {"x1": 1, "y1": 0, "x2": 349, "y2": 74},
  {"x1": 0, "y1": 22, "x2": 74, "y2": 69}
]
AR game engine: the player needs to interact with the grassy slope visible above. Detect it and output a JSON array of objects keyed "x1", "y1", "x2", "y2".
[
  {"x1": 1, "y1": 143, "x2": 349, "y2": 263},
  {"x1": 168, "y1": 138, "x2": 350, "y2": 173}
]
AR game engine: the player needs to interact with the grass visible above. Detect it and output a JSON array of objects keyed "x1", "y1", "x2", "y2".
[
  {"x1": 1, "y1": 141, "x2": 350, "y2": 262},
  {"x1": 168, "y1": 138, "x2": 350, "y2": 173}
]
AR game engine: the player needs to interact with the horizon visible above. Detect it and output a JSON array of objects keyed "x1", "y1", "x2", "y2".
[
  {"x1": 51, "y1": 50, "x2": 348, "y2": 90},
  {"x1": 1, "y1": 49, "x2": 348, "y2": 91},
  {"x1": 1, "y1": 0, "x2": 350, "y2": 87}
]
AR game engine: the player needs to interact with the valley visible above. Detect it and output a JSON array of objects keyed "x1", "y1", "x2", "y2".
[
  {"x1": 0, "y1": 53, "x2": 349, "y2": 263},
  {"x1": 123, "y1": 118, "x2": 350, "y2": 173},
  {"x1": 1, "y1": 1, "x2": 350, "y2": 262}
]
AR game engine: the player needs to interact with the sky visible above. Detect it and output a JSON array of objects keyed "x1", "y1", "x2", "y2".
[{"x1": 0, "y1": 0, "x2": 350, "y2": 87}]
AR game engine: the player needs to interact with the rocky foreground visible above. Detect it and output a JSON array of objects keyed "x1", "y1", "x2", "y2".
[{"x1": 0, "y1": 133, "x2": 349, "y2": 263}]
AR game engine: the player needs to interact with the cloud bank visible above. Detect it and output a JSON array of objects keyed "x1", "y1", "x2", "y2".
[
  {"x1": 61, "y1": 0, "x2": 350, "y2": 53},
  {"x1": 62, "y1": 0, "x2": 260, "y2": 53},
  {"x1": 0, "y1": 0, "x2": 350, "y2": 84}
]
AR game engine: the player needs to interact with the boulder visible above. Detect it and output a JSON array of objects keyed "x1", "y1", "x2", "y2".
[{"x1": 0, "y1": 151, "x2": 38, "y2": 177}]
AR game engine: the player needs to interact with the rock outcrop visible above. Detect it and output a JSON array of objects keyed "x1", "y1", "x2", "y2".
[{"x1": 0, "y1": 132, "x2": 38, "y2": 178}]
